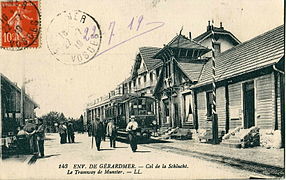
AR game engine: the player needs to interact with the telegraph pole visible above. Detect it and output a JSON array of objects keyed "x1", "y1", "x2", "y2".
[
  {"x1": 20, "y1": 57, "x2": 26, "y2": 126},
  {"x1": 211, "y1": 21, "x2": 219, "y2": 144}
]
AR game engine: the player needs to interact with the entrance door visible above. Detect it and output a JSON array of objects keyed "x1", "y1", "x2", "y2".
[
  {"x1": 174, "y1": 103, "x2": 180, "y2": 127},
  {"x1": 243, "y1": 81, "x2": 255, "y2": 128}
]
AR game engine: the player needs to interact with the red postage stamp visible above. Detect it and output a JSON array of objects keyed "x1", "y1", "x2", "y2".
[{"x1": 1, "y1": 0, "x2": 40, "y2": 49}]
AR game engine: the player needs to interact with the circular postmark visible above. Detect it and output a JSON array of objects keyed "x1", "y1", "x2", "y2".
[
  {"x1": 46, "y1": 10, "x2": 102, "y2": 65},
  {"x1": 1, "y1": 0, "x2": 41, "y2": 50}
]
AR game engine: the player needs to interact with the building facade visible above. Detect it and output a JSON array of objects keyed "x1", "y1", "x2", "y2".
[
  {"x1": 1, "y1": 73, "x2": 39, "y2": 155},
  {"x1": 192, "y1": 25, "x2": 284, "y2": 146},
  {"x1": 153, "y1": 22, "x2": 240, "y2": 129}
]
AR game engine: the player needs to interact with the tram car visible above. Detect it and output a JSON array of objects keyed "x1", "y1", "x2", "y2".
[{"x1": 104, "y1": 95, "x2": 158, "y2": 142}]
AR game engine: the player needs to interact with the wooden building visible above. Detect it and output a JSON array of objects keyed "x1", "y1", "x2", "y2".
[
  {"x1": 192, "y1": 25, "x2": 284, "y2": 146},
  {"x1": 86, "y1": 47, "x2": 163, "y2": 126},
  {"x1": 1, "y1": 73, "x2": 38, "y2": 140},
  {"x1": 153, "y1": 23, "x2": 240, "y2": 129}
]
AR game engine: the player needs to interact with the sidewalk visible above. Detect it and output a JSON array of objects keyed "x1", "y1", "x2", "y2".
[
  {"x1": 145, "y1": 138, "x2": 285, "y2": 177},
  {"x1": 2, "y1": 154, "x2": 37, "y2": 164}
]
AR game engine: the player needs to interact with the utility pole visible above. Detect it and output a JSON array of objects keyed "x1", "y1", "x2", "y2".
[
  {"x1": 211, "y1": 21, "x2": 219, "y2": 144},
  {"x1": 20, "y1": 59, "x2": 26, "y2": 126}
]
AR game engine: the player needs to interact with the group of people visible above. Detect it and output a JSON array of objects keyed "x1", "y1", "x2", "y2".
[
  {"x1": 17, "y1": 118, "x2": 45, "y2": 157},
  {"x1": 58, "y1": 122, "x2": 75, "y2": 144},
  {"x1": 91, "y1": 116, "x2": 138, "y2": 152},
  {"x1": 91, "y1": 118, "x2": 117, "y2": 151}
]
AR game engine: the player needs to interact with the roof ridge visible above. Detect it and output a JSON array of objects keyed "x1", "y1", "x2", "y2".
[
  {"x1": 217, "y1": 25, "x2": 284, "y2": 58},
  {"x1": 180, "y1": 34, "x2": 210, "y2": 49}
]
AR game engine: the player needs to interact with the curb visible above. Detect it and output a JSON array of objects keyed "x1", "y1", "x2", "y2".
[{"x1": 142, "y1": 143, "x2": 285, "y2": 177}]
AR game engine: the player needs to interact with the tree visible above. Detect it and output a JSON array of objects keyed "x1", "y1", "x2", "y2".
[{"x1": 41, "y1": 111, "x2": 67, "y2": 133}]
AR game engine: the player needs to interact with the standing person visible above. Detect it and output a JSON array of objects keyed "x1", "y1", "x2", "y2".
[
  {"x1": 87, "y1": 123, "x2": 92, "y2": 137},
  {"x1": 92, "y1": 118, "x2": 104, "y2": 151},
  {"x1": 23, "y1": 119, "x2": 37, "y2": 154},
  {"x1": 58, "y1": 122, "x2": 67, "y2": 144},
  {"x1": 106, "y1": 119, "x2": 117, "y2": 148},
  {"x1": 67, "y1": 122, "x2": 75, "y2": 143},
  {"x1": 63, "y1": 122, "x2": 68, "y2": 143},
  {"x1": 126, "y1": 116, "x2": 138, "y2": 152},
  {"x1": 102, "y1": 120, "x2": 107, "y2": 141},
  {"x1": 35, "y1": 118, "x2": 45, "y2": 157}
]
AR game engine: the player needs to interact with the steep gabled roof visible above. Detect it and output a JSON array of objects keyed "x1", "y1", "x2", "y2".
[
  {"x1": 138, "y1": 47, "x2": 162, "y2": 71},
  {"x1": 176, "y1": 60, "x2": 206, "y2": 82},
  {"x1": 153, "y1": 34, "x2": 210, "y2": 59},
  {"x1": 193, "y1": 26, "x2": 241, "y2": 45},
  {"x1": 194, "y1": 25, "x2": 284, "y2": 88}
]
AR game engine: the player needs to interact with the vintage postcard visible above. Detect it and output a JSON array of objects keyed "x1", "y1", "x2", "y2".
[{"x1": 0, "y1": 0, "x2": 284, "y2": 179}]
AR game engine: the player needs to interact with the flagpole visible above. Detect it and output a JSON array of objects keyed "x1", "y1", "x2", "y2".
[{"x1": 211, "y1": 21, "x2": 219, "y2": 144}]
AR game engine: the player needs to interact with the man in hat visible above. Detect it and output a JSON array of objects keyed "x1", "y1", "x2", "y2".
[
  {"x1": 92, "y1": 118, "x2": 104, "y2": 151},
  {"x1": 126, "y1": 116, "x2": 138, "y2": 152},
  {"x1": 106, "y1": 119, "x2": 117, "y2": 148},
  {"x1": 58, "y1": 122, "x2": 67, "y2": 144},
  {"x1": 67, "y1": 122, "x2": 75, "y2": 143}
]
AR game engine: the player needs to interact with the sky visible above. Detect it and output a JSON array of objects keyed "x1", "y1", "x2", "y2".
[{"x1": 0, "y1": 0, "x2": 284, "y2": 118}]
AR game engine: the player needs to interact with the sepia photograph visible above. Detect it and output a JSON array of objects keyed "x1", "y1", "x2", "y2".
[{"x1": 0, "y1": 0, "x2": 284, "y2": 179}]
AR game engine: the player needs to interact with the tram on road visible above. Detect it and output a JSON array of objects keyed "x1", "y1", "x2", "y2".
[{"x1": 93, "y1": 94, "x2": 158, "y2": 141}]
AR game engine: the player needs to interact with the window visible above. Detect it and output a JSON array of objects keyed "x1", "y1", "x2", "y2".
[
  {"x1": 129, "y1": 82, "x2": 132, "y2": 92},
  {"x1": 144, "y1": 75, "x2": 147, "y2": 82},
  {"x1": 184, "y1": 94, "x2": 193, "y2": 122},
  {"x1": 138, "y1": 77, "x2": 141, "y2": 85},
  {"x1": 150, "y1": 72, "x2": 153, "y2": 82},
  {"x1": 156, "y1": 68, "x2": 160, "y2": 78},
  {"x1": 214, "y1": 42, "x2": 221, "y2": 53},
  {"x1": 163, "y1": 99, "x2": 169, "y2": 123},
  {"x1": 206, "y1": 91, "x2": 213, "y2": 117},
  {"x1": 133, "y1": 80, "x2": 136, "y2": 87}
]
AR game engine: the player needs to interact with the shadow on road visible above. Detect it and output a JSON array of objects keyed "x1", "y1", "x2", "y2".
[
  {"x1": 39, "y1": 154, "x2": 61, "y2": 159},
  {"x1": 134, "y1": 150, "x2": 151, "y2": 153},
  {"x1": 117, "y1": 138, "x2": 172, "y2": 145},
  {"x1": 99, "y1": 149, "x2": 115, "y2": 151},
  {"x1": 138, "y1": 139, "x2": 173, "y2": 144}
]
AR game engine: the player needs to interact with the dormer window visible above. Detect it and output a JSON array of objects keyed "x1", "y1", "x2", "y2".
[{"x1": 214, "y1": 42, "x2": 221, "y2": 54}]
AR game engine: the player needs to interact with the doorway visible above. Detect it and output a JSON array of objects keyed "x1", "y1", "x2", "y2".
[{"x1": 243, "y1": 81, "x2": 255, "y2": 128}]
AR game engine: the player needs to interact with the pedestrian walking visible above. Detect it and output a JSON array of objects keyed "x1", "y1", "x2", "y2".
[
  {"x1": 92, "y1": 118, "x2": 104, "y2": 151},
  {"x1": 58, "y1": 122, "x2": 67, "y2": 144},
  {"x1": 67, "y1": 122, "x2": 75, "y2": 143},
  {"x1": 126, "y1": 116, "x2": 138, "y2": 152},
  {"x1": 106, "y1": 119, "x2": 117, "y2": 148}
]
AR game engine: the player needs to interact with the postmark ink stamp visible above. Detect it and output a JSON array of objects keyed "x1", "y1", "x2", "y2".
[
  {"x1": 1, "y1": 0, "x2": 40, "y2": 50},
  {"x1": 46, "y1": 10, "x2": 102, "y2": 65}
]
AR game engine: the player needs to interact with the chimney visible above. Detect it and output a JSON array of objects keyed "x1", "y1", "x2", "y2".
[
  {"x1": 220, "y1": 22, "x2": 224, "y2": 30},
  {"x1": 207, "y1": 20, "x2": 211, "y2": 31},
  {"x1": 189, "y1": 32, "x2": 192, "y2": 40}
]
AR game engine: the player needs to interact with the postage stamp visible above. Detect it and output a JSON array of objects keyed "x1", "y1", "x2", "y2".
[
  {"x1": 0, "y1": 0, "x2": 40, "y2": 50},
  {"x1": 46, "y1": 10, "x2": 102, "y2": 65}
]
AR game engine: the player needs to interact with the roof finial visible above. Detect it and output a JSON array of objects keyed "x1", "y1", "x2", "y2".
[
  {"x1": 180, "y1": 26, "x2": 183, "y2": 35},
  {"x1": 211, "y1": 19, "x2": 214, "y2": 30}
]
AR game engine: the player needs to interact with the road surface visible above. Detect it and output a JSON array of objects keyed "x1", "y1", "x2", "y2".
[{"x1": 1, "y1": 133, "x2": 273, "y2": 179}]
